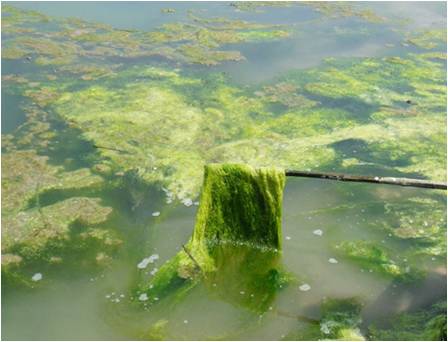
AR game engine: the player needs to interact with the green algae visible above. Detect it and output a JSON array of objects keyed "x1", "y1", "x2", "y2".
[
  {"x1": 368, "y1": 301, "x2": 447, "y2": 341},
  {"x1": 377, "y1": 197, "x2": 446, "y2": 257},
  {"x1": 335, "y1": 241, "x2": 423, "y2": 282},
  {"x1": 405, "y1": 29, "x2": 447, "y2": 50},
  {"x1": 284, "y1": 297, "x2": 365, "y2": 341},
  {"x1": 2, "y1": 5, "x2": 292, "y2": 67},
  {"x1": 4, "y1": 5, "x2": 446, "y2": 203},
  {"x1": 255, "y1": 82, "x2": 318, "y2": 109},
  {"x1": 136, "y1": 164, "x2": 288, "y2": 313},
  {"x1": 1, "y1": 147, "x2": 121, "y2": 285},
  {"x1": 230, "y1": 1, "x2": 384, "y2": 23}
]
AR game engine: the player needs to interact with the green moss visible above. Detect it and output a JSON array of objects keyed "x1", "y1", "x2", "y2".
[{"x1": 137, "y1": 164, "x2": 288, "y2": 313}]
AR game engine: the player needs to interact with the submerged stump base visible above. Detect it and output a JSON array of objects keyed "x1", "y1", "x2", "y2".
[{"x1": 136, "y1": 164, "x2": 289, "y2": 312}]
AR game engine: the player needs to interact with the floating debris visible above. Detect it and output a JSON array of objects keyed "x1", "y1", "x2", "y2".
[
  {"x1": 313, "y1": 229, "x2": 324, "y2": 236},
  {"x1": 299, "y1": 283, "x2": 311, "y2": 292},
  {"x1": 139, "y1": 293, "x2": 149, "y2": 301},
  {"x1": 152, "y1": 211, "x2": 161, "y2": 217},
  {"x1": 31, "y1": 273, "x2": 42, "y2": 281},
  {"x1": 150, "y1": 267, "x2": 159, "y2": 275},
  {"x1": 328, "y1": 258, "x2": 339, "y2": 264},
  {"x1": 137, "y1": 254, "x2": 159, "y2": 269},
  {"x1": 182, "y1": 198, "x2": 193, "y2": 207}
]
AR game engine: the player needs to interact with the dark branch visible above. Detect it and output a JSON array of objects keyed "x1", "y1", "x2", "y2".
[{"x1": 285, "y1": 170, "x2": 447, "y2": 190}]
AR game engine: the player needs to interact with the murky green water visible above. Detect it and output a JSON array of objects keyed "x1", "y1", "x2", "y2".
[{"x1": 1, "y1": 2, "x2": 447, "y2": 340}]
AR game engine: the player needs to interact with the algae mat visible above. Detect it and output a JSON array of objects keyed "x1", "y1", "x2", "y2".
[{"x1": 1, "y1": 2, "x2": 446, "y2": 341}]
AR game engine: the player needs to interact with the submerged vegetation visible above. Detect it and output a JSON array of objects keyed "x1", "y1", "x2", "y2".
[{"x1": 1, "y1": 2, "x2": 446, "y2": 340}]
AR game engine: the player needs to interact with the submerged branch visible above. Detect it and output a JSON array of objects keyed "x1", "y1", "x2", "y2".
[
  {"x1": 285, "y1": 170, "x2": 447, "y2": 190},
  {"x1": 182, "y1": 244, "x2": 203, "y2": 273},
  {"x1": 276, "y1": 309, "x2": 320, "y2": 324}
]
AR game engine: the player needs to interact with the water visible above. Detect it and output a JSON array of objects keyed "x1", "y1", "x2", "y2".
[{"x1": 2, "y1": 2, "x2": 446, "y2": 340}]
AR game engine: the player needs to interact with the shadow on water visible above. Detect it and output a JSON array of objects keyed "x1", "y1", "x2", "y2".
[{"x1": 1, "y1": 92, "x2": 27, "y2": 134}]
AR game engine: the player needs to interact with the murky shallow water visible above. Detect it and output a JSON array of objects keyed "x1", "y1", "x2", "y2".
[{"x1": 2, "y1": 2, "x2": 447, "y2": 340}]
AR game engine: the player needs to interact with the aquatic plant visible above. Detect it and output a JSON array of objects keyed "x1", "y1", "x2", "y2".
[
  {"x1": 368, "y1": 301, "x2": 447, "y2": 340},
  {"x1": 2, "y1": 5, "x2": 293, "y2": 67},
  {"x1": 335, "y1": 241, "x2": 422, "y2": 282},
  {"x1": 284, "y1": 297, "x2": 365, "y2": 341}
]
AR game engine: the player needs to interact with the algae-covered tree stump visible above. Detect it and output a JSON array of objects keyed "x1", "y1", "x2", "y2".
[{"x1": 135, "y1": 164, "x2": 291, "y2": 312}]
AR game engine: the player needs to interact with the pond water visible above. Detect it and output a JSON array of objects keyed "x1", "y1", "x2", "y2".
[{"x1": 1, "y1": 2, "x2": 447, "y2": 341}]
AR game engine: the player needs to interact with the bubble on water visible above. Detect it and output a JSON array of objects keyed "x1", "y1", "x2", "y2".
[
  {"x1": 152, "y1": 211, "x2": 160, "y2": 217},
  {"x1": 313, "y1": 229, "x2": 323, "y2": 236},
  {"x1": 269, "y1": 306, "x2": 273, "y2": 310},
  {"x1": 182, "y1": 198, "x2": 193, "y2": 207},
  {"x1": 137, "y1": 259, "x2": 150, "y2": 269},
  {"x1": 31, "y1": 273, "x2": 42, "y2": 281},
  {"x1": 285, "y1": 236, "x2": 291, "y2": 240},
  {"x1": 194, "y1": 201, "x2": 200, "y2": 206},
  {"x1": 154, "y1": 297, "x2": 159, "y2": 301},
  {"x1": 120, "y1": 294, "x2": 125, "y2": 298},
  {"x1": 183, "y1": 320, "x2": 188, "y2": 324},
  {"x1": 328, "y1": 258, "x2": 338, "y2": 264},
  {"x1": 105, "y1": 295, "x2": 111, "y2": 299},
  {"x1": 240, "y1": 291, "x2": 245, "y2": 295},
  {"x1": 299, "y1": 283, "x2": 311, "y2": 292},
  {"x1": 431, "y1": 257, "x2": 436, "y2": 261},
  {"x1": 320, "y1": 322, "x2": 331, "y2": 335},
  {"x1": 137, "y1": 254, "x2": 159, "y2": 269},
  {"x1": 139, "y1": 293, "x2": 148, "y2": 301},
  {"x1": 150, "y1": 267, "x2": 158, "y2": 275}
]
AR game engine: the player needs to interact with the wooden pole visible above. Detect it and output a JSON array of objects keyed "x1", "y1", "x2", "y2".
[{"x1": 285, "y1": 170, "x2": 447, "y2": 190}]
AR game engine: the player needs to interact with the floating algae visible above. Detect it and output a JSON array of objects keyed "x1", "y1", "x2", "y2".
[
  {"x1": 368, "y1": 301, "x2": 447, "y2": 341},
  {"x1": 1, "y1": 2, "x2": 446, "y2": 339},
  {"x1": 335, "y1": 241, "x2": 423, "y2": 282},
  {"x1": 135, "y1": 164, "x2": 289, "y2": 313},
  {"x1": 284, "y1": 297, "x2": 365, "y2": 341}
]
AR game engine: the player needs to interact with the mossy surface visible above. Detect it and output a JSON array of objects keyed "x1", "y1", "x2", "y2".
[{"x1": 136, "y1": 164, "x2": 288, "y2": 313}]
